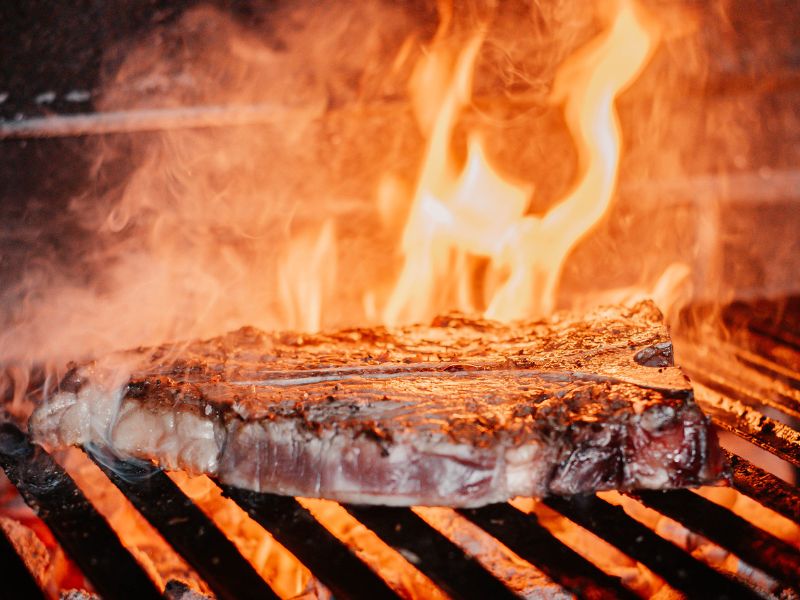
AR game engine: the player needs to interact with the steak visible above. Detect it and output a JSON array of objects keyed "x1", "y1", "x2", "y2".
[{"x1": 31, "y1": 301, "x2": 725, "y2": 507}]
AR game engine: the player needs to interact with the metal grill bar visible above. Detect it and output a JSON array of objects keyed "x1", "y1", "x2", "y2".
[
  {"x1": 344, "y1": 504, "x2": 519, "y2": 600},
  {"x1": 634, "y1": 489, "x2": 800, "y2": 590},
  {"x1": 0, "y1": 423, "x2": 161, "y2": 600},
  {"x1": 748, "y1": 322, "x2": 800, "y2": 356},
  {"x1": 679, "y1": 298, "x2": 800, "y2": 422},
  {"x1": 691, "y1": 366, "x2": 800, "y2": 422},
  {"x1": 0, "y1": 523, "x2": 46, "y2": 600},
  {"x1": 85, "y1": 446, "x2": 280, "y2": 600},
  {"x1": 222, "y1": 486, "x2": 400, "y2": 600},
  {"x1": 747, "y1": 325, "x2": 800, "y2": 362},
  {"x1": 735, "y1": 351, "x2": 800, "y2": 398},
  {"x1": 458, "y1": 503, "x2": 637, "y2": 600},
  {"x1": 695, "y1": 387, "x2": 800, "y2": 468},
  {"x1": 726, "y1": 307, "x2": 800, "y2": 370},
  {"x1": 724, "y1": 297, "x2": 800, "y2": 354},
  {"x1": 727, "y1": 451, "x2": 800, "y2": 523},
  {"x1": 543, "y1": 494, "x2": 762, "y2": 599}
]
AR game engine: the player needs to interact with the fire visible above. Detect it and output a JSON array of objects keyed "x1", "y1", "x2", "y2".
[
  {"x1": 383, "y1": 0, "x2": 657, "y2": 325},
  {"x1": 278, "y1": 220, "x2": 337, "y2": 333},
  {"x1": 6, "y1": 1, "x2": 770, "y2": 599}
]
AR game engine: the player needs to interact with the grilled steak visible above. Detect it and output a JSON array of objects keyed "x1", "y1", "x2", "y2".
[{"x1": 31, "y1": 301, "x2": 725, "y2": 506}]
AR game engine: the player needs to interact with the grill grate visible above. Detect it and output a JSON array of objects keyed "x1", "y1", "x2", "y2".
[
  {"x1": 543, "y1": 494, "x2": 763, "y2": 599},
  {"x1": 458, "y1": 503, "x2": 638, "y2": 599},
  {"x1": 2, "y1": 418, "x2": 799, "y2": 598},
  {"x1": 633, "y1": 489, "x2": 800, "y2": 591},
  {"x1": 221, "y1": 486, "x2": 399, "y2": 600},
  {"x1": 0, "y1": 423, "x2": 162, "y2": 600},
  {"x1": 341, "y1": 504, "x2": 520, "y2": 600},
  {"x1": 2, "y1": 300, "x2": 800, "y2": 599},
  {"x1": 86, "y1": 447, "x2": 280, "y2": 600}
]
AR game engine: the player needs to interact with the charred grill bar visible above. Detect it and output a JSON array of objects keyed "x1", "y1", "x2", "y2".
[
  {"x1": 695, "y1": 390, "x2": 800, "y2": 468},
  {"x1": 0, "y1": 423, "x2": 162, "y2": 600},
  {"x1": 1, "y1": 415, "x2": 799, "y2": 598},
  {"x1": 726, "y1": 451, "x2": 800, "y2": 523},
  {"x1": 85, "y1": 448, "x2": 280, "y2": 600},
  {"x1": 220, "y1": 487, "x2": 400, "y2": 600},
  {"x1": 2, "y1": 300, "x2": 800, "y2": 598}
]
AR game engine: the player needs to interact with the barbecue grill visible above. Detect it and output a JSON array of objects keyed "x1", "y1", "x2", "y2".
[
  {"x1": 2, "y1": 0, "x2": 799, "y2": 598},
  {"x1": 1, "y1": 296, "x2": 799, "y2": 599}
]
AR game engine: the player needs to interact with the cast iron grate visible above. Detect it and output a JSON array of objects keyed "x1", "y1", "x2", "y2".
[{"x1": 2, "y1": 421, "x2": 798, "y2": 599}]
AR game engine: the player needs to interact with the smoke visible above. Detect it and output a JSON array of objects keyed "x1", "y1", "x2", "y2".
[
  {"x1": 0, "y1": 0, "x2": 424, "y2": 410},
  {"x1": 2, "y1": 0, "x2": 798, "y2": 412}
]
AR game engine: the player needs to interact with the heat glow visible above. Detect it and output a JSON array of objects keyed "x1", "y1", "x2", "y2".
[{"x1": 382, "y1": 0, "x2": 657, "y2": 325}]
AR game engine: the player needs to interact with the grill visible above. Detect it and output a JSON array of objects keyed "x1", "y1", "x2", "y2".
[
  {"x1": 2, "y1": 1, "x2": 799, "y2": 598},
  {"x1": 1, "y1": 298, "x2": 799, "y2": 600}
]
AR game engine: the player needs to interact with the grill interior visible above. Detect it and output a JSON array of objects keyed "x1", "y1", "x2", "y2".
[
  {"x1": 1, "y1": 1, "x2": 799, "y2": 598},
  {"x1": 1, "y1": 298, "x2": 799, "y2": 600}
]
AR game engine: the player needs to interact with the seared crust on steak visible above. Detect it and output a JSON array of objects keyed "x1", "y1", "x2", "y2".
[{"x1": 31, "y1": 301, "x2": 726, "y2": 506}]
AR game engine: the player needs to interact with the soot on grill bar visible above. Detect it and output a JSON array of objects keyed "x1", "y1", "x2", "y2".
[{"x1": 1, "y1": 1, "x2": 798, "y2": 598}]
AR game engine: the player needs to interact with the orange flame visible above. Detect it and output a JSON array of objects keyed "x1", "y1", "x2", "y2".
[
  {"x1": 383, "y1": 0, "x2": 657, "y2": 325},
  {"x1": 278, "y1": 220, "x2": 337, "y2": 332}
]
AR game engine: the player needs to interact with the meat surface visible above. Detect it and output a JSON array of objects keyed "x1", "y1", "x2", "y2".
[{"x1": 31, "y1": 301, "x2": 725, "y2": 506}]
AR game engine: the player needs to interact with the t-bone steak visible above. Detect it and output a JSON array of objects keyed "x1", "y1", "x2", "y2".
[{"x1": 31, "y1": 301, "x2": 726, "y2": 506}]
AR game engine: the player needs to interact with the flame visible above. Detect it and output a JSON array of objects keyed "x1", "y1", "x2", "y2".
[
  {"x1": 383, "y1": 0, "x2": 657, "y2": 325},
  {"x1": 278, "y1": 220, "x2": 338, "y2": 333},
  {"x1": 3, "y1": 3, "x2": 799, "y2": 598}
]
